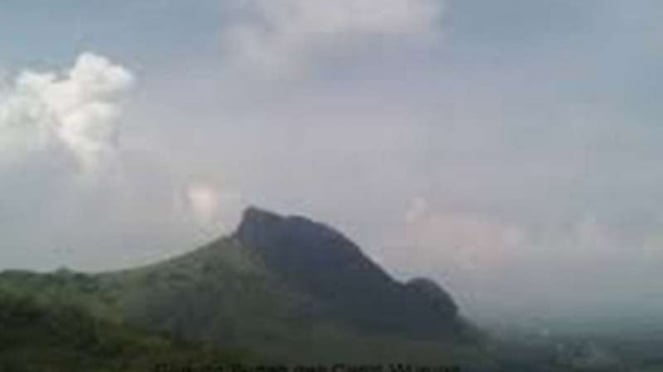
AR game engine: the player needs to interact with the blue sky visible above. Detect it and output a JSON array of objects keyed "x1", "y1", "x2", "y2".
[{"x1": 1, "y1": 0, "x2": 663, "y2": 323}]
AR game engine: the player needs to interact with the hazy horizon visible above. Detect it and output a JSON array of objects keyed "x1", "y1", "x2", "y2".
[{"x1": 2, "y1": 0, "x2": 663, "y2": 326}]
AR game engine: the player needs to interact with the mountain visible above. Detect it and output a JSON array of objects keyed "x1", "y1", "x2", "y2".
[
  {"x1": 235, "y1": 207, "x2": 461, "y2": 339},
  {"x1": 0, "y1": 206, "x2": 497, "y2": 368},
  {"x1": 99, "y1": 207, "x2": 479, "y2": 363}
]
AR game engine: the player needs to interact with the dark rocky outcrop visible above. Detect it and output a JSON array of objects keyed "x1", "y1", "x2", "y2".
[{"x1": 235, "y1": 207, "x2": 461, "y2": 340}]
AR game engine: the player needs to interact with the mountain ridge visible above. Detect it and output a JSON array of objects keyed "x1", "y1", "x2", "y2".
[
  {"x1": 234, "y1": 206, "x2": 462, "y2": 339},
  {"x1": 0, "y1": 206, "x2": 485, "y2": 365}
]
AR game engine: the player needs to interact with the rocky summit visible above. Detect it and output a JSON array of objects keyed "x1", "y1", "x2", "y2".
[{"x1": 235, "y1": 207, "x2": 463, "y2": 340}]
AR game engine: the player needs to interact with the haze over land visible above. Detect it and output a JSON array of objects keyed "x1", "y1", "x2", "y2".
[{"x1": 1, "y1": 0, "x2": 663, "y2": 327}]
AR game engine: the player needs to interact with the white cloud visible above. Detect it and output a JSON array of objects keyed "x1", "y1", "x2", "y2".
[
  {"x1": 186, "y1": 183, "x2": 222, "y2": 225},
  {"x1": 224, "y1": 0, "x2": 444, "y2": 75},
  {"x1": 404, "y1": 196, "x2": 429, "y2": 223},
  {"x1": 400, "y1": 202, "x2": 527, "y2": 275},
  {"x1": 0, "y1": 53, "x2": 134, "y2": 172},
  {"x1": 388, "y1": 198, "x2": 663, "y2": 321},
  {"x1": 178, "y1": 181, "x2": 245, "y2": 235}
]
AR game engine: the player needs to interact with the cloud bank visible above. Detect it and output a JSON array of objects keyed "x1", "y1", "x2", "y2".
[{"x1": 224, "y1": 0, "x2": 444, "y2": 75}]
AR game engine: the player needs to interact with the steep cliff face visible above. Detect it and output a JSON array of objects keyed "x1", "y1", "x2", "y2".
[{"x1": 235, "y1": 207, "x2": 461, "y2": 339}]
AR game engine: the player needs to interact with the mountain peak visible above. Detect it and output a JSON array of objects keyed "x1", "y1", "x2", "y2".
[
  {"x1": 242, "y1": 206, "x2": 282, "y2": 222},
  {"x1": 235, "y1": 207, "x2": 356, "y2": 253},
  {"x1": 232, "y1": 206, "x2": 461, "y2": 340},
  {"x1": 238, "y1": 206, "x2": 283, "y2": 230}
]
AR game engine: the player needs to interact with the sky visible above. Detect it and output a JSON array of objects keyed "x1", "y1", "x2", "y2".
[{"x1": 1, "y1": 0, "x2": 663, "y2": 325}]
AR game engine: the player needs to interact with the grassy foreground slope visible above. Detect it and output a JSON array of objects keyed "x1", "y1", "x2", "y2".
[{"x1": 0, "y1": 288, "x2": 248, "y2": 372}]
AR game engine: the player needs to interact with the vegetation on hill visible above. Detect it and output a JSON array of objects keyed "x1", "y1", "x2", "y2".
[{"x1": 0, "y1": 288, "x2": 249, "y2": 372}]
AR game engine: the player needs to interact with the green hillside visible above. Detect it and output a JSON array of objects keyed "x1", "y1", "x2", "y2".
[{"x1": 0, "y1": 288, "x2": 248, "y2": 372}]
